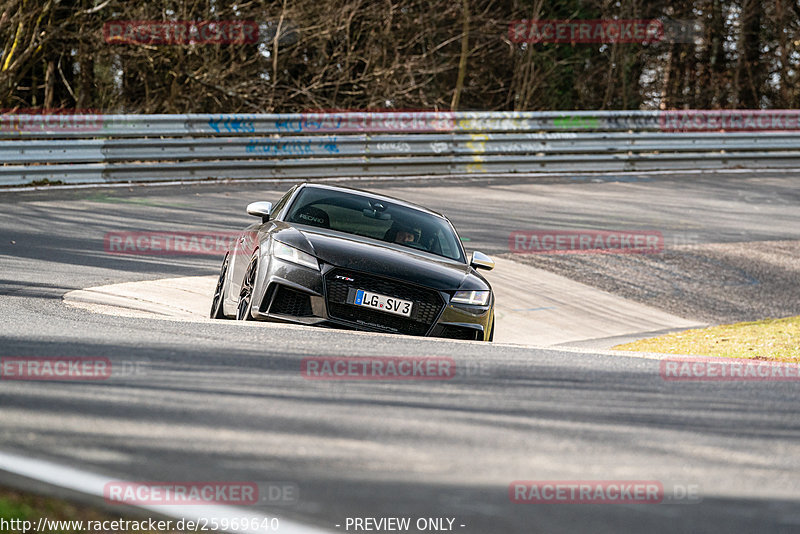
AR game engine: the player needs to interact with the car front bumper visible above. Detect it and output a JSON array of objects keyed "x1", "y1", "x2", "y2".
[{"x1": 250, "y1": 257, "x2": 493, "y2": 341}]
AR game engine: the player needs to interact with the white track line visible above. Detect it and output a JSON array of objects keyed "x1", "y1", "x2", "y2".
[{"x1": 0, "y1": 451, "x2": 332, "y2": 534}]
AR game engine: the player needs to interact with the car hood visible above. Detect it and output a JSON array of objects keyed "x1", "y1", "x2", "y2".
[{"x1": 271, "y1": 223, "x2": 489, "y2": 291}]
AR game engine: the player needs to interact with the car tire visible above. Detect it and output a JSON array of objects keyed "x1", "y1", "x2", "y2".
[
  {"x1": 236, "y1": 252, "x2": 259, "y2": 321},
  {"x1": 210, "y1": 253, "x2": 230, "y2": 319}
]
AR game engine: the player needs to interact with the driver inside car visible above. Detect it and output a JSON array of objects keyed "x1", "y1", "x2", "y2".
[
  {"x1": 395, "y1": 228, "x2": 417, "y2": 244},
  {"x1": 389, "y1": 222, "x2": 420, "y2": 244}
]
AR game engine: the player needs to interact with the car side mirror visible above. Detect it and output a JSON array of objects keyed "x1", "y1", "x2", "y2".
[
  {"x1": 246, "y1": 201, "x2": 273, "y2": 223},
  {"x1": 470, "y1": 251, "x2": 494, "y2": 271}
]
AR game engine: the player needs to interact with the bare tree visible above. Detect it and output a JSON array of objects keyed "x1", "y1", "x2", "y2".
[{"x1": 0, "y1": 0, "x2": 795, "y2": 112}]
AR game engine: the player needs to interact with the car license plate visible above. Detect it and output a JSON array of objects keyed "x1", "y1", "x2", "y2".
[{"x1": 354, "y1": 289, "x2": 413, "y2": 317}]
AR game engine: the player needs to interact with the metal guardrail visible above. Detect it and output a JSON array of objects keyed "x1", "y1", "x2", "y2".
[{"x1": 2, "y1": 111, "x2": 800, "y2": 186}]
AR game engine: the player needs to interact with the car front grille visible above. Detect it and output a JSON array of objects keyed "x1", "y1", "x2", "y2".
[{"x1": 324, "y1": 269, "x2": 444, "y2": 336}]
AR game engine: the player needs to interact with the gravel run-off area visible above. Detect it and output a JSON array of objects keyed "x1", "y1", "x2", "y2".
[{"x1": 501, "y1": 239, "x2": 800, "y2": 325}]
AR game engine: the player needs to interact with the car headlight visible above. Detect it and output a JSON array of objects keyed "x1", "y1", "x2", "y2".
[
  {"x1": 272, "y1": 240, "x2": 320, "y2": 270},
  {"x1": 451, "y1": 290, "x2": 490, "y2": 306}
]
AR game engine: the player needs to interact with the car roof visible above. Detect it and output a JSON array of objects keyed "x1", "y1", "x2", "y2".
[{"x1": 295, "y1": 183, "x2": 449, "y2": 220}]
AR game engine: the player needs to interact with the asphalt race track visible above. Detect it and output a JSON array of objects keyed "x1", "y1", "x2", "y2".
[{"x1": 1, "y1": 171, "x2": 799, "y2": 533}]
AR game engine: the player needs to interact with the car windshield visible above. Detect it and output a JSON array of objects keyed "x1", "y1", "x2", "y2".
[{"x1": 285, "y1": 187, "x2": 465, "y2": 262}]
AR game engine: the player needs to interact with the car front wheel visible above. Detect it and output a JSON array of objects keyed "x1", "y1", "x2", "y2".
[
  {"x1": 236, "y1": 252, "x2": 259, "y2": 321},
  {"x1": 210, "y1": 253, "x2": 230, "y2": 319}
]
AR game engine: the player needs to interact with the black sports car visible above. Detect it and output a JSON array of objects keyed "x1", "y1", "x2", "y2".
[{"x1": 210, "y1": 183, "x2": 495, "y2": 341}]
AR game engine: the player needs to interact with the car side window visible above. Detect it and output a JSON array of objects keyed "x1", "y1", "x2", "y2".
[
  {"x1": 271, "y1": 187, "x2": 296, "y2": 220},
  {"x1": 435, "y1": 229, "x2": 457, "y2": 258}
]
